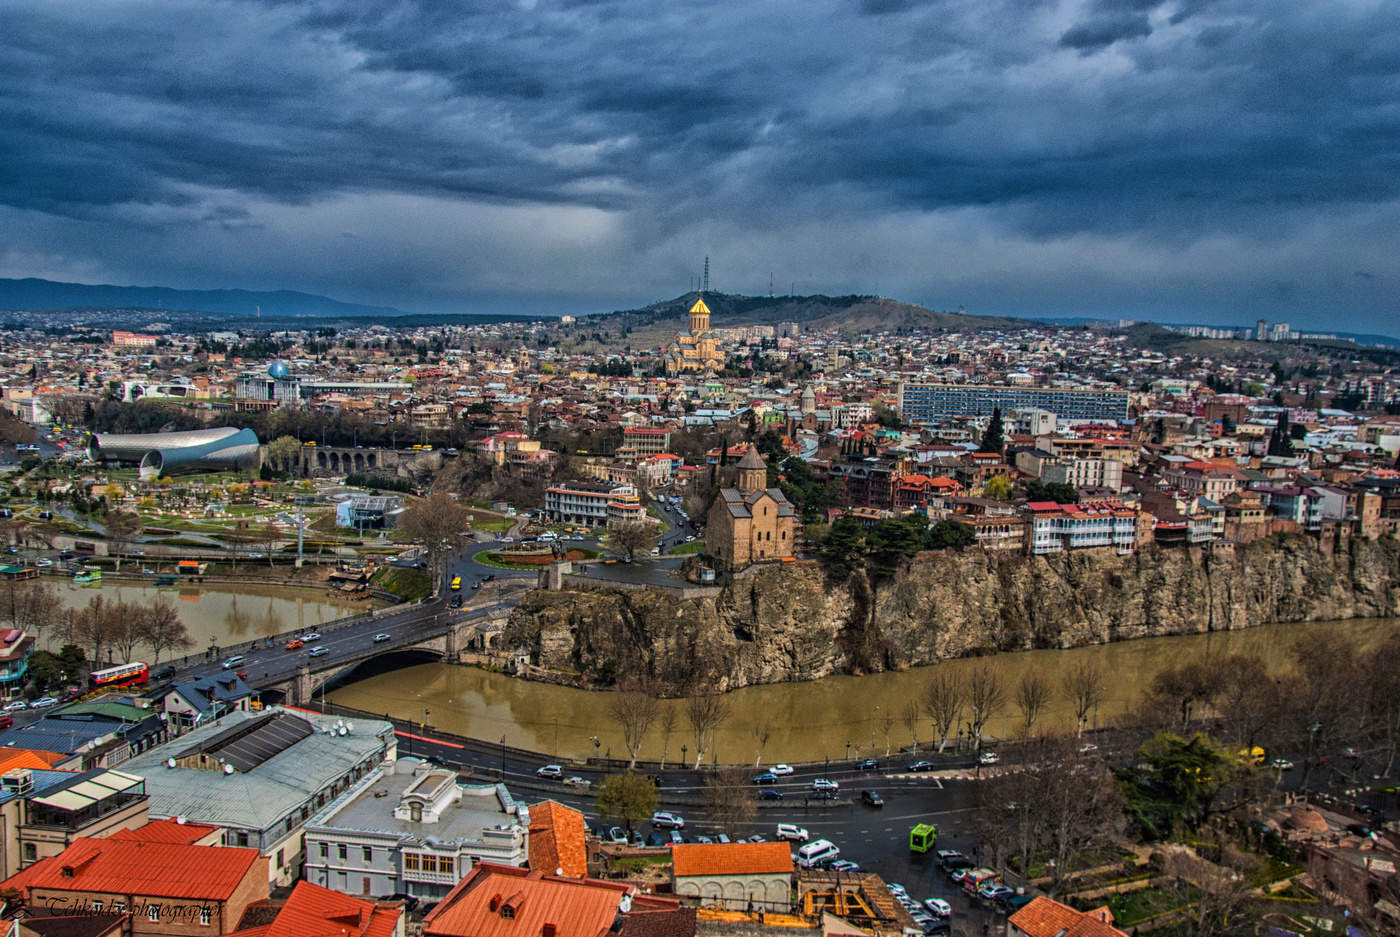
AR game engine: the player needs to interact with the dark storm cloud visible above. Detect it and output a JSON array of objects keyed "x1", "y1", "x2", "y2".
[{"x1": 0, "y1": 0, "x2": 1398, "y2": 328}]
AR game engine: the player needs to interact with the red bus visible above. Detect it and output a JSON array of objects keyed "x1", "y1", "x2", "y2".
[{"x1": 89, "y1": 661, "x2": 149, "y2": 690}]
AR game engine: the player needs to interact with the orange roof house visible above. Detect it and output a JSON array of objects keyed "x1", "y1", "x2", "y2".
[
  {"x1": 425, "y1": 862, "x2": 691, "y2": 937},
  {"x1": 109, "y1": 817, "x2": 222, "y2": 846},
  {"x1": 2, "y1": 837, "x2": 269, "y2": 937},
  {"x1": 230, "y1": 880, "x2": 404, "y2": 937},
  {"x1": 1008, "y1": 896, "x2": 1128, "y2": 937},
  {"x1": 670, "y1": 842, "x2": 793, "y2": 913},
  {"x1": 526, "y1": 801, "x2": 587, "y2": 878}
]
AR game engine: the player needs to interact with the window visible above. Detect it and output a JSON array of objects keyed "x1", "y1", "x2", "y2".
[
  {"x1": 320, "y1": 843, "x2": 329, "y2": 859},
  {"x1": 362, "y1": 846, "x2": 373, "y2": 863},
  {"x1": 22, "y1": 843, "x2": 35, "y2": 862},
  {"x1": 148, "y1": 906, "x2": 160, "y2": 923},
  {"x1": 409, "y1": 803, "x2": 422, "y2": 822},
  {"x1": 439, "y1": 856, "x2": 454, "y2": 876},
  {"x1": 404, "y1": 854, "x2": 420, "y2": 871},
  {"x1": 276, "y1": 848, "x2": 284, "y2": 869},
  {"x1": 111, "y1": 902, "x2": 125, "y2": 913},
  {"x1": 199, "y1": 908, "x2": 212, "y2": 927},
  {"x1": 236, "y1": 831, "x2": 249, "y2": 847},
  {"x1": 284, "y1": 816, "x2": 293, "y2": 833},
  {"x1": 338, "y1": 844, "x2": 348, "y2": 861}
]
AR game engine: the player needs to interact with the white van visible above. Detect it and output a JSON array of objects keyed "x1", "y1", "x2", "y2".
[{"x1": 797, "y1": 839, "x2": 840, "y2": 868}]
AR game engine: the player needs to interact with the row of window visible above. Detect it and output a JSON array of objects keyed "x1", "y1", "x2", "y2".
[
  {"x1": 404, "y1": 852, "x2": 455, "y2": 874},
  {"x1": 320, "y1": 842, "x2": 375, "y2": 863}
]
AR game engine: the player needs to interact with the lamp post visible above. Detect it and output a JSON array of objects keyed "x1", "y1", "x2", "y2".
[
  {"x1": 500, "y1": 735, "x2": 507, "y2": 781},
  {"x1": 681, "y1": 745, "x2": 688, "y2": 769},
  {"x1": 845, "y1": 740, "x2": 851, "y2": 761}
]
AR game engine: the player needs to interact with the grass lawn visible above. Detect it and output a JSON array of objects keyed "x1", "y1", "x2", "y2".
[
  {"x1": 1103, "y1": 883, "x2": 1199, "y2": 926},
  {"x1": 473, "y1": 519, "x2": 512, "y2": 533},
  {"x1": 668, "y1": 540, "x2": 705, "y2": 555},
  {"x1": 476, "y1": 551, "x2": 548, "y2": 570},
  {"x1": 370, "y1": 566, "x2": 432, "y2": 601}
]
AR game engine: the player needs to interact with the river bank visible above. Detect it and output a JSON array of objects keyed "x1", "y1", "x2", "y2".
[{"x1": 501, "y1": 534, "x2": 1400, "y2": 694}]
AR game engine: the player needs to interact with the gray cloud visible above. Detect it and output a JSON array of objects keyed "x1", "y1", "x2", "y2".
[{"x1": 0, "y1": 0, "x2": 1397, "y2": 332}]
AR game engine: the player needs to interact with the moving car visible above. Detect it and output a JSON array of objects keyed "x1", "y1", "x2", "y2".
[
  {"x1": 759, "y1": 789, "x2": 784, "y2": 801},
  {"x1": 908, "y1": 760, "x2": 935, "y2": 772},
  {"x1": 284, "y1": 639, "x2": 304, "y2": 650},
  {"x1": 979, "y1": 751, "x2": 1000, "y2": 765},
  {"x1": 29, "y1": 696, "x2": 58, "y2": 709},
  {"x1": 301, "y1": 632, "x2": 322, "y2": 642},
  {"x1": 152, "y1": 665, "x2": 176, "y2": 681},
  {"x1": 861, "y1": 790, "x2": 884, "y2": 807},
  {"x1": 536, "y1": 764, "x2": 564, "y2": 779},
  {"x1": 373, "y1": 633, "x2": 392, "y2": 643},
  {"x1": 563, "y1": 776, "x2": 591, "y2": 789},
  {"x1": 753, "y1": 771, "x2": 778, "y2": 785},
  {"x1": 770, "y1": 764, "x2": 794, "y2": 775},
  {"x1": 221, "y1": 655, "x2": 245, "y2": 669},
  {"x1": 856, "y1": 758, "x2": 879, "y2": 770},
  {"x1": 828, "y1": 860, "x2": 861, "y2": 873},
  {"x1": 650, "y1": 811, "x2": 685, "y2": 829},
  {"x1": 811, "y1": 778, "x2": 839, "y2": 792},
  {"x1": 307, "y1": 646, "x2": 329, "y2": 657},
  {"x1": 775, "y1": 824, "x2": 809, "y2": 842}
]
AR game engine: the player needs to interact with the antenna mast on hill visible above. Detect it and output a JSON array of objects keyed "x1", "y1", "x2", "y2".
[
  {"x1": 702, "y1": 256, "x2": 709, "y2": 294},
  {"x1": 770, "y1": 272, "x2": 774, "y2": 297}
]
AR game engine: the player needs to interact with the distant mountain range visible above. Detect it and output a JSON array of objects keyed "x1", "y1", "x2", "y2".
[
  {"x1": 0, "y1": 277, "x2": 406, "y2": 319},
  {"x1": 592, "y1": 291, "x2": 1021, "y2": 333}
]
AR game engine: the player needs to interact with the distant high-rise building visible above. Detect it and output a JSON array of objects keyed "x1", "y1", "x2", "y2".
[
  {"x1": 898, "y1": 382, "x2": 1130, "y2": 424},
  {"x1": 1255, "y1": 319, "x2": 1267, "y2": 342}
]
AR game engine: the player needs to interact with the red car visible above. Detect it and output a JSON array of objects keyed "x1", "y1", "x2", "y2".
[{"x1": 285, "y1": 639, "x2": 303, "y2": 650}]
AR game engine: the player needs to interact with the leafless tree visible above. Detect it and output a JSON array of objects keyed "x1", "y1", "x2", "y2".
[
  {"x1": 901, "y1": 700, "x2": 921, "y2": 753},
  {"x1": 1015, "y1": 671, "x2": 1054, "y2": 739},
  {"x1": 752, "y1": 719, "x2": 772, "y2": 768},
  {"x1": 138, "y1": 599, "x2": 193, "y2": 663},
  {"x1": 966, "y1": 662, "x2": 1006, "y2": 750},
  {"x1": 685, "y1": 688, "x2": 731, "y2": 767},
  {"x1": 657, "y1": 706, "x2": 679, "y2": 770},
  {"x1": 111, "y1": 600, "x2": 146, "y2": 662},
  {"x1": 1211, "y1": 653, "x2": 1285, "y2": 755},
  {"x1": 603, "y1": 520, "x2": 660, "y2": 561},
  {"x1": 5, "y1": 581, "x2": 62, "y2": 648},
  {"x1": 70, "y1": 596, "x2": 122, "y2": 665},
  {"x1": 608, "y1": 677, "x2": 660, "y2": 770},
  {"x1": 702, "y1": 767, "x2": 756, "y2": 836},
  {"x1": 398, "y1": 492, "x2": 475, "y2": 591},
  {"x1": 923, "y1": 669, "x2": 963, "y2": 752},
  {"x1": 1063, "y1": 661, "x2": 1106, "y2": 737},
  {"x1": 104, "y1": 510, "x2": 141, "y2": 572},
  {"x1": 259, "y1": 522, "x2": 281, "y2": 566}
]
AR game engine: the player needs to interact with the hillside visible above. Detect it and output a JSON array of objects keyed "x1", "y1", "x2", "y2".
[
  {"x1": 591, "y1": 292, "x2": 1022, "y2": 342},
  {"x1": 0, "y1": 277, "x2": 405, "y2": 319}
]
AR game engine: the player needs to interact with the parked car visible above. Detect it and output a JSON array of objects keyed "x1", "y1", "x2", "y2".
[
  {"x1": 373, "y1": 633, "x2": 392, "y2": 643},
  {"x1": 811, "y1": 790, "x2": 837, "y2": 800},
  {"x1": 695, "y1": 835, "x2": 713, "y2": 844},
  {"x1": 221, "y1": 655, "x2": 245, "y2": 669},
  {"x1": 645, "y1": 832, "x2": 665, "y2": 847},
  {"x1": 29, "y1": 696, "x2": 58, "y2": 709},
  {"x1": 307, "y1": 646, "x2": 329, "y2": 657},
  {"x1": 650, "y1": 811, "x2": 684, "y2": 830},
  {"x1": 746, "y1": 834, "x2": 766, "y2": 843},
  {"x1": 607, "y1": 827, "x2": 628, "y2": 844},
  {"x1": 35, "y1": 558, "x2": 52, "y2": 567},
  {"x1": 247, "y1": 552, "x2": 264, "y2": 559},
  {"x1": 753, "y1": 771, "x2": 778, "y2": 785},
  {"x1": 669, "y1": 830, "x2": 684, "y2": 846},
  {"x1": 715, "y1": 834, "x2": 731, "y2": 844},
  {"x1": 979, "y1": 751, "x2": 1000, "y2": 765},
  {"x1": 152, "y1": 665, "x2": 176, "y2": 681},
  {"x1": 908, "y1": 760, "x2": 935, "y2": 772},
  {"x1": 3, "y1": 700, "x2": 29, "y2": 712},
  {"x1": 775, "y1": 824, "x2": 809, "y2": 842},
  {"x1": 0, "y1": 715, "x2": 12, "y2": 730},
  {"x1": 978, "y1": 883, "x2": 1015, "y2": 904},
  {"x1": 856, "y1": 758, "x2": 879, "y2": 770},
  {"x1": 861, "y1": 790, "x2": 884, "y2": 807},
  {"x1": 770, "y1": 764, "x2": 794, "y2": 775},
  {"x1": 759, "y1": 789, "x2": 784, "y2": 801},
  {"x1": 536, "y1": 764, "x2": 564, "y2": 779},
  {"x1": 829, "y1": 860, "x2": 861, "y2": 873},
  {"x1": 811, "y1": 778, "x2": 839, "y2": 792},
  {"x1": 1271, "y1": 758, "x2": 1295, "y2": 770},
  {"x1": 923, "y1": 898, "x2": 952, "y2": 917}
]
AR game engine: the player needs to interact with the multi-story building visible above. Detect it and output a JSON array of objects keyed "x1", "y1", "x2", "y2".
[
  {"x1": 111, "y1": 331, "x2": 158, "y2": 348},
  {"x1": 1041, "y1": 458, "x2": 1123, "y2": 492},
  {"x1": 544, "y1": 480, "x2": 643, "y2": 527},
  {"x1": 622, "y1": 426, "x2": 670, "y2": 455},
  {"x1": 1160, "y1": 461, "x2": 1239, "y2": 501},
  {"x1": 304, "y1": 760, "x2": 526, "y2": 901},
  {"x1": 1, "y1": 767, "x2": 150, "y2": 873},
  {"x1": 0, "y1": 628, "x2": 34, "y2": 701},
  {"x1": 899, "y1": 382, "x2": 1130, "y2": 424},
  {"x1": 1023, "y1": 501, "x2": 1138, "y2": 555}
]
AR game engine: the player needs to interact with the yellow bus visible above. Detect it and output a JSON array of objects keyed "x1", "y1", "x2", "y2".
[{"x1": 450, "y1": 576, "x2": 461, "y2": 591}]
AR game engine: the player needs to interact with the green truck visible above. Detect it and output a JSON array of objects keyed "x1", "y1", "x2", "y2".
[{"x1": 909, "y1": 823, "x2": 938, "y2": 853}]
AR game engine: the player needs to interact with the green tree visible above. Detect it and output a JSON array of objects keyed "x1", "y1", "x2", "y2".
[
  {"x1": 594, "y1": 772, "x2": 659, "y2": 834},
  {"x1": 866, "y1": 514, "x2": 927, "y2": 578},
  {"x1": 980, "y1": 407, "x2": 1005, "y2": 454},
  {"x1": 926, "y1": 519, "x2": 975, "y2": 549},
  {"x1": 820, "y1": 516, "x2": 865, "y2": 577},
  {"x1": 1117, "y1": 733, "x2": 1257, "y2": 840},
  {"x1": 265, "y1": 435, "x2": 303, "y2": 476},
  {"x1": 754, "y1": 429, "x2": 785, "y2": 463},
  {"x1": 1267, "y1": 411, "x2": 1291, "y2": 456},
  {"x1": 1024, "y1": 480, "x2": 1078, "y2": 504},
  {"x1": 983, "y1": 475, "x2": 1015, "y2": 502}
]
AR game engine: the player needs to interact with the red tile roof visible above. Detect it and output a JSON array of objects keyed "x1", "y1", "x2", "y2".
[
  {"x1": 424, "y1": 862, "x2": 631, "y2": 937},
  {"x1": 3, "y1": 837, "x2": 264, "y2": 901},
  {"x1": 110, "y1": 818, "x2": 220, "y2": 845},
  {"x1": 1009, "y1": 896, "x2": 1126, "y2": 937},
  {"x1": 527, "y1": 801, "x2": 588, "y2": 879},
  {"x1": 230, "y1": 881, "x2": 402, "y2": 937},
  {"x1": 671, "y1": 842, "x2": 793, "y2": 878}
]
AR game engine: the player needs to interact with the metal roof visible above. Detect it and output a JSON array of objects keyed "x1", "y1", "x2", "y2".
[{"x1": 177, "y1": 712, "x2": 313, "y2": 773}]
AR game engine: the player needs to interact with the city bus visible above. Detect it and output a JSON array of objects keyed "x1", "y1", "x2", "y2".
[
  {"x1": 450, "y1": 576, "x2": 462, "y2": 591},
  {"x1": 89, "y1": 661, "x2": 150, "y2": 690},
  {"x1": 909, "y1": 823, "x2": 939, "y2": 853}
]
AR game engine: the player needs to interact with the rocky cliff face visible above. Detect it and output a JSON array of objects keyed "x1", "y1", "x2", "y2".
[{"x1": 500, "y1": 534, "x2": 1400, "y2": 694}]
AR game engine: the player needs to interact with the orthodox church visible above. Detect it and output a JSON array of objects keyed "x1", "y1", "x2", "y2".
[
  {"x1": 706, "y1": 445, "x2": 797, "y2": 571},
  {"x1": 665, "y1": 295, "x2": 724, "y2": 375}
]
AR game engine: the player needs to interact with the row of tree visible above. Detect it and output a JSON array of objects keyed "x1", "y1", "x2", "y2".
[{"x1": 4, "y1": 583, "x2": 194, "y2": 671}]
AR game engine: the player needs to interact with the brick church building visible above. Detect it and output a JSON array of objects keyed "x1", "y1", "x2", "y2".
[{"x1": 706, "y1": 446, "x2": 797, "y2": 570}]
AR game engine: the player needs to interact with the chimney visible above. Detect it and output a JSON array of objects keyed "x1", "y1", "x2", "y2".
[
  {"x1": 543, "y1": 925, "x2": 557, "y2": 937},
  {"x1": 488, "y1": 894, "x2": 502, "y2": 912}
]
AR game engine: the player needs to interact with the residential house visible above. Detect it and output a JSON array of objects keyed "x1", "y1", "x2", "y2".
[
  {"x1": 671, "y1": 841, "x2": 793, "y2": 911},
  {"x1": 1007, "y1": 896, "x2": 1128, "y2": 937}
]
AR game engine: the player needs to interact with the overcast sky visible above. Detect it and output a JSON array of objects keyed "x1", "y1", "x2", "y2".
[{"x1": 2, "y1": 0, "x2": 1398, "y2": 332}]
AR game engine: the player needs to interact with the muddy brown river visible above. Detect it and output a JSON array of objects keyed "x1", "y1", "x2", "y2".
[{"x1": 327, "y1": 617, "x2": 1398, "y2": 763}]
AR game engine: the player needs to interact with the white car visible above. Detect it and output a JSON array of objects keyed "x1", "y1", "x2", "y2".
[
  {"x1": 536, "y1": 764, "x2": 563, "y2": 779},
  {"x1": 4, "y1": 699, "x2": 29, "y2": 712},
  {"x1": 650, "y1": 811, "x2": 685, "y2": 830},
  {"x1": 373, "y1": 633, "x2": 391, "y2": 643},
  {"x1": 301, "y1": 632, "x2": 322, "y2": 642},
  {"x1": 770, "y1": 764, "x2": 795, "y2": 776},
  {"x1": 924, "y1": 898, "x2": 952, "y2": 917},
  {"x1": 35, "y1": 558, "x2": 52, "y2": 567},
  {"x1": 775, "y1": 823, "x2": 809, "y2": 842},
  {"x1": 811, "y1": 778, "x2": 839, "y2": 792},
  {"x1": 29, "y1": 696, "x2": 58, "y2": 709},
  {"x1": 979, "y1": 751, "x2": 1000, "y2": 765}
]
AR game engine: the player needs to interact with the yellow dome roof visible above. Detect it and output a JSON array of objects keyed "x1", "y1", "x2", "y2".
[{"x1": 688, "y1": 297, "x2": 711, "y2": 316}]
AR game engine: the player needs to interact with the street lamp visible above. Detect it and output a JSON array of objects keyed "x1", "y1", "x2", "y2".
[
  {"x1": 500, "y1": 735, "x2": 507, "y2": 781},
  {"x1": 845, "y1": 740, "x2": 851, "y2": 761},
  {"x1": 681, "y1": 745, "x2": 688, "y2": 768}
]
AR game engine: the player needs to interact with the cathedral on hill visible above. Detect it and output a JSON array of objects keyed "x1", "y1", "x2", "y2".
[
  {"x1": 665, "y1": 295, "x2": 724, "y2": 375},
  {"x1": 706, "y1": 445, "x2": 797, "y2": 571}
]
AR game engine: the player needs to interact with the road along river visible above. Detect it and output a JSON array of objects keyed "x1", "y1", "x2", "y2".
[{"x1": 328, "y1": 615, "x2": 1398, "y2": 764}]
